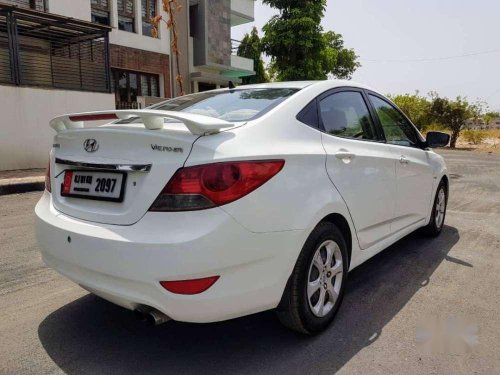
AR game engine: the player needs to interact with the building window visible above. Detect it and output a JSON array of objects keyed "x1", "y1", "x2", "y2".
[
  {"x1": 141, "y1": 0, "x2": 156, "y2": 37},
  {"x1": 91, "y1": 0, "x2": 110, "y2": 26},
  {"x1": 5, "y1": 0, "x2": 47, "y2": 11},
  {"x1": 141, "y1": 73, "x2": 160, "y2": 96},
  {"x1": 197, "y1": 82, "x2": 216, "y2": 92},
  {"x1": 189, "y1": 4, "x2": 198, "y2": 37},
  {"x1": 117, "y1": 0, "x2": 135, "y2": 32},
  {"x1": 113, "y1": 69, "x2": 160, "y2": 107}
]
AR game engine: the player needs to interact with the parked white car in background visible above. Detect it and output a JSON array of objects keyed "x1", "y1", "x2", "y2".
[{"x1": 35, "y1": 81, "x2": 450, "y2": 334}]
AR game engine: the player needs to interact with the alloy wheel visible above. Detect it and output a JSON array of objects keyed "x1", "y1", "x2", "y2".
[
  {"x1": 435, "y1": 188, "x2": 446, "y2": 229},
  {"x1": 307, "y1": 240, "x2": 343, "y2": 318}
]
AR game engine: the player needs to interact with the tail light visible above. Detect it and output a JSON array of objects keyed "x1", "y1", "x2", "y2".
[
  {"x1": 45, "y1": 160, "x2": 51, "y2": 193},
  {"x1": 149, "y1": 160, "x2": 285, "y2": 212}
]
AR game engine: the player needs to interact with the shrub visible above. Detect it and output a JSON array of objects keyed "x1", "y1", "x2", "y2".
[
  {"x1": 485, "y1": 129, "x2": 500, "y2": 139},
  {"x1": 461, "y1": 130, "x2": 486, "y2": 145}
]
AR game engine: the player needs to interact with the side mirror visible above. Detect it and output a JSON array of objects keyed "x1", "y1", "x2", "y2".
[{"x1": 426, "y1": 131, "x2": 450, "y2": 148}]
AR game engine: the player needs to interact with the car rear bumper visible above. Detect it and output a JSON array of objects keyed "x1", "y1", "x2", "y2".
[{"x1": 35, "y1": 192, "x2": 304, "y2": 323}]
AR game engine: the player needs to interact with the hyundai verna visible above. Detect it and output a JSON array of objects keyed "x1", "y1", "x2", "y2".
[{"x1": 35, "y1": 81, "x2": 450, "y2": 334}]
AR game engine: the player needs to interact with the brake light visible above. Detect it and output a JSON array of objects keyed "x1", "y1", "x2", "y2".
[
  {"x1": 69, "y1": 113, "x2": 118, "y2": 122},
  {"x1": 160, "y1": 276, "x2": 220, "y2": 295},
  {"x1": 45, "y1": 160, "x2": 51, "y2": 192},
  {"x1": 149, "y1": 160, "x2": 285, "y2": 211}
]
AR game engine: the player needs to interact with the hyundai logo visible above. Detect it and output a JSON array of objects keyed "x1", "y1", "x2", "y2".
[{"x1": 83, "y1": 139, "x2": 99, "y2": 153}]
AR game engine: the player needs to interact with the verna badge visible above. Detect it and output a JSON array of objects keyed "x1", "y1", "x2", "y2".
[{"x1": 83, "y1": 139, "x2": 99, "y2": 153}]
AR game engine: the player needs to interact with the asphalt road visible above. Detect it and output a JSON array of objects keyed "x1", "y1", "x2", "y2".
[{"x1": 0, "y1": 150, "x2": 499, "y2": 374}]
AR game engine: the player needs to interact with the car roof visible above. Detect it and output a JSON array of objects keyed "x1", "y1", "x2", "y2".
[
  {"x1": 238, "y1": 81, "x2": 318, "y2": 89},
  {"x1": 237, "y1": 80, "x2": 378, "y2": 92}
]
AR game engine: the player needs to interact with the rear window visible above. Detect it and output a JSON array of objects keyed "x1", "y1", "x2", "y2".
[{"x1": 118, "y1": 88, "x2": 299, "y2": 124}]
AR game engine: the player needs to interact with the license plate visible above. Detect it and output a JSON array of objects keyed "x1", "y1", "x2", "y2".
[{"x1": 61, "y1": 170, "x2": 126, "y2": 202}]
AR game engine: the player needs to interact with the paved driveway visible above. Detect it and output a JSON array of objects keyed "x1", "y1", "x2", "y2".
[{"x1": 0, "y1": 149, "x2": 499, "y2": 374}]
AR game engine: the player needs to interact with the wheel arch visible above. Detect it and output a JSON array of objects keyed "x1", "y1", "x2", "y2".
[
  {"x1": 318, "y1": 213, "x2": 353, "y2": 266},
  {"x1": 277, "y1": 211, "x2": 354, "y2": 315},
  {"x1": 441, "y1": 174, "x2": 449, "y2": 197}
]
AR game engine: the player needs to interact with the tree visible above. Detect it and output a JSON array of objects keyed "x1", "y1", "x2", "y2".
[
  {"x1": 237, "y1": 27, "x2": 269, "y2": 84},
  {"x1": 388, "y1": 91, "x2": 431, "y2": 130},
  {"x1": 261, "y1": 0, "x2": 360, "y2": 81},
  {"x1": 320, "y1": 31, "x2": 360, "y2": 79},
  {"x1": 429, "y1": 94, "x2": 481, "y2": 148}
]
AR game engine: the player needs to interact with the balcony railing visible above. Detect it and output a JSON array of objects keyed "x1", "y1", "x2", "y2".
[
  {"x1": 116, "y1": 101, "x2": 142, "y2": 110},
  {"x1": 0, "y1": 4, "x2": 111, "y2": 93},
  {"x1": 231, "y1": 38, "x2": 241, "y2": 54}
]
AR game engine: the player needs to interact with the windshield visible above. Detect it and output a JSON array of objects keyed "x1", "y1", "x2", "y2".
[{"x1": 118, "y1": 88, "x2": 300, "y2": 124}]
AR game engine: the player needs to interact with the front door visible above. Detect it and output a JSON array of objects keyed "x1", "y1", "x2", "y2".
[
  {"x1": 368, "y1": 94, "x2": 434, "y2": 233},
  {"x1": 319, "y1": 89, "x2": 397, "y2": 250}
]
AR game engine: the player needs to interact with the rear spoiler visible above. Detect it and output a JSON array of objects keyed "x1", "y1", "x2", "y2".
[{"x1": 49, "y1": 110, "x2": 234, "y2": 135}]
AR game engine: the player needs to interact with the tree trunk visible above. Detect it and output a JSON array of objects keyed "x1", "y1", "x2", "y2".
[{"x1": 450, "y1": 129, "x2": 460, "y2": 148}]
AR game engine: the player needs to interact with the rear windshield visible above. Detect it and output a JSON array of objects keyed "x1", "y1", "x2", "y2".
[{"x1": 118, "y1": 88, "x2": 299, "y2": 124}]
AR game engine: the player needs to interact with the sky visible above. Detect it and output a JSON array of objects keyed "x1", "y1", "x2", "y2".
[{"x1": 232, "y1": 0, "x2": 500, "y2": 111}]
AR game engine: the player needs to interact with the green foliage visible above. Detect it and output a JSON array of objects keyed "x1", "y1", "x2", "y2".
[
  {"x1": 237, "y1": 27, "x2": 269, "y2": 84},
  {"x1": 261, "y1": 0, "x2": 360, "y2": 81},
  {"x1": 428, "y1": 94, "x2": 481, "y2": 148},
  {"x1": 461, "y1": 129, "x2": 486, "y2": 145},
  {"x1": 387, "y1": 91, "x2": 486, "y2": 148},
  {"x1": 483, "y1": 111, "x2": 500, "y2": 125},
  {"x1": 388, "y1": 92, "x2": 431, "y2": 131},
  {"x1": 321, "y1": 31, "x2": 360, "y2": 79}
]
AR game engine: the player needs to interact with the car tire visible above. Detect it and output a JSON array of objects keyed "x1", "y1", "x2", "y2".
[
  {"x1": 276, "y1": 222, "x2": 349, "y2": 335},
  {"x1": 421, "y1": 180, "x2": 447, "y2": 237}
]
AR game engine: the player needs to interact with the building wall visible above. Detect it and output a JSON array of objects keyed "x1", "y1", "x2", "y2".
[
  {"x1": 192, "y1": 0, "x2": 231, "y2": 68},
  {"x1": 110, "y1": 44, "x2": 171, "y2": 98},
  {"x1": 207, "y1": 0, "x2": 231, "y2": 66},
  {"x1": 48, "y1": 0, "x2": 91, "y2": 20},
  {"x1": 230, "y1": 0, "x2": 254, "y2": 23},
  {"x1": 0, "y1": 85, "x2": 114, "y2": 170}
]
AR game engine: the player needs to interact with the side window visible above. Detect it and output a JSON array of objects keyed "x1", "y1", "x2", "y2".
[
  {"x1": 369, "y1": 95, "x2": 418, "y2": 147},
  {"x1": 297, "y1": 100, "x2": 319, "y2": 128},
  {"x1": 319, "y1": 91, "x2": 377, "y2": 140}
]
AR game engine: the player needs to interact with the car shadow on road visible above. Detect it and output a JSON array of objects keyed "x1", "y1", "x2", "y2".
[{"x1": 38, "y1": 225, "x2": 459, "y2": 375}]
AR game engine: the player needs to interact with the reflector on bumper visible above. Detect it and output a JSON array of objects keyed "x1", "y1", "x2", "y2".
[{"x1": 160, "y1": 276, "x2": 220, "y2": 295}]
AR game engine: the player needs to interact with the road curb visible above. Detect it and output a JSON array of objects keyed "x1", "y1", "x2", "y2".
[{"x1": 0, "y1": 182, "x2": 45, "y2": 196}]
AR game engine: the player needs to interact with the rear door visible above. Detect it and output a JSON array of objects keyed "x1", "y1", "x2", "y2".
[
  {"x1": 367, "y1": 93, "x2": 434, "y2": 233},
  {"x1": 315, "y1": 88, "x2": 397, "y2": 249}
]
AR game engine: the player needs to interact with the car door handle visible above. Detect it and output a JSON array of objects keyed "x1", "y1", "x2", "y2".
[
  {"x1": 335, "y1": 151, "x2": 356, "y2": 163},
  {"x1": 399, "y1": 155, "x2": 409, "y2": 164}
]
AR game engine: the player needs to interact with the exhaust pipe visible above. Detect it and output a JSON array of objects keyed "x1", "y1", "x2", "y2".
[{"x1": 135, "y1": 306, "x2": 171, "y2": 326}]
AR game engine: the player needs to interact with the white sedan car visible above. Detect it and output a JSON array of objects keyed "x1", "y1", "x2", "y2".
[{"x1": 35, "y1": 81, "x2": 450, "y2": 334}]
